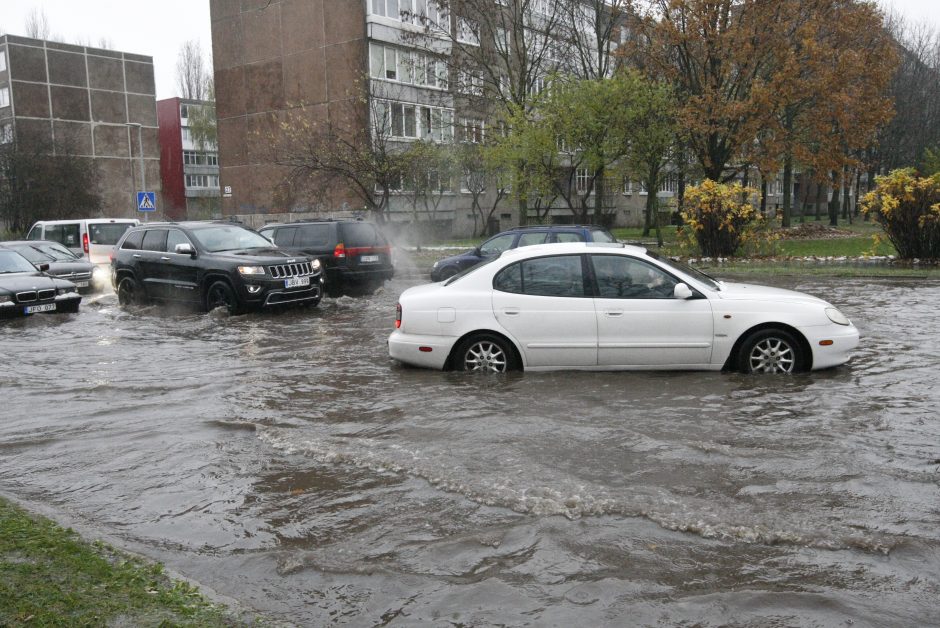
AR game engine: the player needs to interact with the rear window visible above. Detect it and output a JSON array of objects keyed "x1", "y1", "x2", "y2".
[
  {"x1": 342, "y1": 223, "x2": 385, "y2": 247},
  {"x1": 591, "y1": 229, "x2": 616, "y2": 243},
  {"x1": 44, "y1": 223, "x2": 81, "y2": 248},
  {"x1": 89, "y1": 223, "x2": 134, "y2": 245}
]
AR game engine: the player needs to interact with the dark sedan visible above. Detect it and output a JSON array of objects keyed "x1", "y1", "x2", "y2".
[
  {"x1": 0, "y1": 249, "x2": 81, "y2": 319},
  {"x1": 1, "y1": 240, "x2": 102, "y2": 294}
]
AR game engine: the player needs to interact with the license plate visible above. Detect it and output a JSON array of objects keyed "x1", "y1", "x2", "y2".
[
  {"x1": 74, "y1": 281, "x2": 89, "y2": 288},
  {"x1": 25, "y1": 303, "x2": 56, "y2": 314},
  {"x1": 360, "y1": 255, "x2": 379, "y2": 263},
  {"x1": 284, "y1": 276, "x2": 310, "y2": 289}
]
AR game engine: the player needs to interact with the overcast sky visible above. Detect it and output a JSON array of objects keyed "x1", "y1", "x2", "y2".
[{"x1": 0, "y1": 0, "x2": 936, "y2": 100}]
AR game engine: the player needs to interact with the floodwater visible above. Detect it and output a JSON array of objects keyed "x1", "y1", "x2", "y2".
[{"x1": 1, "y1": 262, "x2": 939, "y2": 626}]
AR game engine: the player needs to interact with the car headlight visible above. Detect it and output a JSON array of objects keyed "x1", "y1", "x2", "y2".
[
  {"x1": 57, "y1": 288, "x2": 70, "y2": 295},
  {"x1": 825, "y1": 307, "x2": 850, "y2": 326},
  {"x1": 238, "y1": 266, "x2": 266, "y2": 275},
  {"x1": 0, "y1": 295, "x2": 11, "y2": 304},
  {"x1": 432, "y1": 261, "x2": 440, "y2": 269},
  {"x1": 92, "y1": 266, "x2": 104, "y2": 279},
  {"x1": 312, "y1": 259, "x2": 321, "y2": 271}
]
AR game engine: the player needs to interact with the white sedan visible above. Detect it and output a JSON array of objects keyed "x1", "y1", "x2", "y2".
[{"x1": 389, "y1": 242, "x2": 859, "y2": 374}]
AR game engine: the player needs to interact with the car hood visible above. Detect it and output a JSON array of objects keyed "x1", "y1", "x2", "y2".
[
  {"x1": 435, "y1": 249, "x2": 477, "y2": 265},
  {"x1": 211, "y1": 248, "x2": 311, "y2": 263},
  {"x1": 716, "y1": 281, "x2": 828, "y2": 305},
  {"x1": 0, "y1": 272, "x2": 70, "y2": 293}
]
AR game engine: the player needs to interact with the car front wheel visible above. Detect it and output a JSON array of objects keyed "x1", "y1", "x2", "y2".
[
  {"x1": 739, "y1": 328, "x2": 805, "y2": 374},
  {"x1": 205, "y1": 281, "x2": 241, "y2": 315},
  {"x1": 455, "y1": 333, "x2": 519, "y2": 373}
]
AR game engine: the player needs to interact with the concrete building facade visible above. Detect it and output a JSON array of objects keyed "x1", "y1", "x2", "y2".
[
  {"x1": 0, "y1": 35, "x2": 161, "y2": 219},
  {"x1": 157, "y1": 97, "x2": 221, "y2": 220}
]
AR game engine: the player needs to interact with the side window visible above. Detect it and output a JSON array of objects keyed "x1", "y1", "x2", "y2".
[
  {"x1": 166, "y1": 229, "x2": 192, "y2": 253},
  {"x1": 121, "y1": 230, "x2": 144, "y2": 250},
  {"x1": 517, "y1": 232, "x2": 548, "y2": 247},
  {"x1": 26, "y1": 225, "x2": 42, "y2": 240},
  {"x1": 591, "y1": 229, "x2": 616, "y2": 243},
  {"x1": 271, "y1": 227, "x2": 297, "y2": 247},
  {"x1": 296, "y1": 224, "x2": 332, "y2": 247},
  {"x1": 553, "y1": 231, "x2": 585, "y2": 243},
  {"x1": 493, "y1": 262, "x2": 523, "y2": 293},
  {"x1": 590, "y1": 255, "x2": 677, "y2": 299},
  {"x1": 479, "y1": 233, "x2": 515, "y2": 256},
  {"x1": 141, "y1": 229, "x2": 168, "y2": 252},
  {"x1": 495, "y1": 256, "x2": 586, "y2": 297}
]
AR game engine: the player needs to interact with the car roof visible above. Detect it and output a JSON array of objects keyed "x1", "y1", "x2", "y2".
[
  {"x1": 1, "y1": 240, "x2": 63, "y2": 247},
  {"x1": 128, "y1": 221, "x2": 248, "y2": 230},
  {"x1": 499, "y1": 241, "x2": 645, "y2": 260},
  {"x1": 502, "y1": 225, "x2": 609, "y2": 232},
  {"x1": 260, "y1": 220, "x2": 373, "y2": 227},
  {"x1": 32, "y1": 218, "x2": 138, "y2": 224}
]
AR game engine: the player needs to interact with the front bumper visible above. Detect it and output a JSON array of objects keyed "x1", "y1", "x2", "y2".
[
  {"x1": 388, "y1": 330, "x2": 456, "y2": 370},
  {"x1": 801, "y1": 322, "x2": 860, "y2": 370},
  {"x1": 240, "y1": 273, "x2": 324, "y2": 308},
  {"x1": 0, "y1": 292, "x2": 81, "y2": 318}
]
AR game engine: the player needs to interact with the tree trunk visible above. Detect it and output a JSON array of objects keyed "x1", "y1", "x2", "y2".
[
  {"x1": 828, "y1": 169, "x2": 841, "y2": 226},
  {"x1": 814, "y1": 179, "x2": 825, "y2": 221},
  {"x1": 759, "y1": 178, "x2": 768, "y2": 216},
  {"x1": 782, "y1": 153, "x2": 793, "y2": 228},
  {"x1": 593, "y1": 166, "x2": 605, "y2": 225}
]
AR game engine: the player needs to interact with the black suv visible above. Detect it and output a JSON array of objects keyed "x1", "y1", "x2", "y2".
[
  {"x1": 258, "y1": 220, "x2": 394, "y2": 297},
  {"x1": 111, "y1": 221, "x2": 323, "y2": 314},
  {"x1": 429, "y1": 225, "x2": 617, "y2": 281}
]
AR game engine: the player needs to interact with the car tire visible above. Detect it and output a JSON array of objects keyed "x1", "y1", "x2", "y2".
[
  {"x1": 454, "y1": 333, "x2": 519, "y2": 373},
  {"x1": 438, "y1": 266, "x2": 459, "y2": 281},
  {"x1": 205, "y1": 280, "x2": 241, "y2": 315},
  {"x1": 117, "y1": 276, "x2": 144, "y2": 306},
  {"x1": 738, "y1": 328, "x2": 805, "y2": 374}
]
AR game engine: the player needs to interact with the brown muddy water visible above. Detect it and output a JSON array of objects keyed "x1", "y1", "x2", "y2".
[{"x1": 1, "y1": 263, "x2": 939, "y2": 626}]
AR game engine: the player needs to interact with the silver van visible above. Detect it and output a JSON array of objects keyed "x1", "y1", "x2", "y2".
[{"x1": 26, "y1": 219, "x2": 140, "y2": 266}]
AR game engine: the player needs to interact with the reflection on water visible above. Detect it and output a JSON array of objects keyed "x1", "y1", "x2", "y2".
[{"x1": 1, "y1": 274, "x2": 939, "y2": 625}]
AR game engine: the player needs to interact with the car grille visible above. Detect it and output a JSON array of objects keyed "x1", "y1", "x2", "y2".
[
  {"x1": 16, "y1": 289, "x2": 55, "y2": 303},
  {"x1": 268, "y1": 261, "x2": 314, "y2": 279},
  {"x1": 58, "y1": 272, "x2": 92, "y2": 281}
]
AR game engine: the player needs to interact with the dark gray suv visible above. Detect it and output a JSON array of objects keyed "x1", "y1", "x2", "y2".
[{"x1": 111, "y1": 222, "x2": 323, "y2": 314}]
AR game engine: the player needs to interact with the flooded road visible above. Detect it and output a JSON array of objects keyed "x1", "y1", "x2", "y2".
[{"x1": 2, "y1": 267, "x2": 939, "y2": 626}]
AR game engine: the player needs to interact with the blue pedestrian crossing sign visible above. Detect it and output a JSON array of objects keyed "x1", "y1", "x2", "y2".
[{"x1": 137, "y1": 191, "x2": 156, "y2": 212}]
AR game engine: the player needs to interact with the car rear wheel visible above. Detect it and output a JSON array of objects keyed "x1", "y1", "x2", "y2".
[
  {"x1": 739, "y1": 328, "x2": 804, "y2": 374},
  {"x1": 205, "y1": 281, "x2": 241, "y2": 315},
  {"x1": 117, "y1": 276, "x2": 144, "y2": 306},
  {"x1": 455, "y1": 334, "x2": 519, "y2": 373}
]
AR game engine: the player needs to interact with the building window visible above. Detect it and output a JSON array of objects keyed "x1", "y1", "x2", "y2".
[
  {"x1": 458, "y1": 18, "x2": 480, "y2": 45},
  {"x1": 0, "y1": 87, "x2": 9, "y2": 109},
  {"x1": 180, "y1": 104, "x2": 189, "y2": 119},
  {"x1": 185, "y1": 174, "x2": 220, "y2": 189},
  {"x1": 371, "y1": 0, "x2": 447, "y2": 28},
  {"x1": 183, "y1": 150, "x2": 219, "y2": 166},
  {"x1": 457, "y1": 70, "x2": 483, "y2": 96},
  {"x1": 0, "y1": 51, "x2": 6, "y2": 73},
  {"x1": 370, "y1": 43, "x2": 447, "y2": 90},
  {"x1": 375, "y1": 99, "x2": 453, "y2": 142},
  {"x1": 458, "y1": 118, "x2": 484, "y2": 144},
  {"x1": 1, "y1": 123, "x2": 12, "y2": 144},
  {"x1": 576, "y1": 168, "x2": 592, "y2": 194}
]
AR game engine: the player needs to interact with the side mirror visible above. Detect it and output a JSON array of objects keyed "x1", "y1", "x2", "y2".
[
  {"x1": 473, "y1": 247, "x2": 483, "y2": 257},
  {"x1": 37, "y1": 262, "x2": 51, "y2": 272},
  {"x1": 175, "y1": 243, "x2": 196, "y2": 257},
  {"x1": 674, "y1": 283, "x2": 693, "y2": 299}
]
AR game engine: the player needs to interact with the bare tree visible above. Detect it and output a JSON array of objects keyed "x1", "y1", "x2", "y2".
[
  {"x1": 176, "y1": 40, "x2": 210, "y2": 100},
  {"x1": 24, "y1": 7, "x2": 51, "y2": 39}
]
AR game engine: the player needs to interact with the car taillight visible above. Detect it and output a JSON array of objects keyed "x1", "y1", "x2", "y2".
[
  {"x1": 334, "y1": 243, "x2": 346, "y2": 259},
  {"x1": 395, "y1": 303, "x2": 402, "y2": 329},
  {"x1": 82, "y1": 233, "x2": 89, "y2": 254}
]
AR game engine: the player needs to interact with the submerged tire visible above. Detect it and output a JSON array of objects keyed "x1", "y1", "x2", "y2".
[
  {"x1": 117, "y1": 276, "x2": 144, "y2": 306},
  {"x1": 738, "y1": 328, "x2": 805, "y2": 374},
  {"x1": 205, "y1": 280, "x2": 241, "y2": 315},
  {"x1": 455, "y1": 333, "x2": 519, "y2": 373}
]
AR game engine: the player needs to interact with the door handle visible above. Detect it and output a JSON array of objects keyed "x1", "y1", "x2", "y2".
[
  {"x1": 160, "y1": 256, "x2": 171, "y2": 261},
  {"x1": 132, "y1": 254, "x2": 142, "y2": 258},
  {"x1": 606, "y1": 310, "x2": 624, "y2": 317},
  {"x1": 502, "y1": 307, "x2": 520, "y2": 316}
]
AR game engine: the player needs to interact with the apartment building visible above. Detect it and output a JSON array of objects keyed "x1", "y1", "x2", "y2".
[
  {"x1": 211, "y1": 1, "x2": 685, "y2": 235},
  {"x1": 157, "y1": 97, "x2": 221, "y2": 220},
  {"x1": 0, "y1": 34, "x2": 160, "y2": 217}
]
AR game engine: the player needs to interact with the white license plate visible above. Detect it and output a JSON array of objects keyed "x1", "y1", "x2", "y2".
[
  {"x1": 360, "y1": 255, "x2": 379, "y2": 263},
  {"x1": 74, "y1": 281, "x2": 89, "y2": 288},
  {"x1": 284, "y1": 276, "x2": 310, "y2": 289},
  {"x1": 25, "y1": 303, "x2": 56, "y2": 314}
]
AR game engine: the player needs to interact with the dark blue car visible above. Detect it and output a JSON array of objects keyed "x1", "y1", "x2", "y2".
[{"x1": 429, "y1": 225, "x2": 617, "y2": 281}]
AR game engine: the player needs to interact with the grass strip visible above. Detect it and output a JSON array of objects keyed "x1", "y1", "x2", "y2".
[{"x1": 0, "y1": 496, "x2": 248, "y2": 627}]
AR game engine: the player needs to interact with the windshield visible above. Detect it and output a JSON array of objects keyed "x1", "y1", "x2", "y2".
[
  {"x1": 89, "y1": 223, "x2": 135, "y2": 245},
  {"x1": 34, "y1": 242, "x2": 80, "y2": 261},
  {"x1": 646, "y1": 251, "x2": 722, "y2": 290},
  {"x1": 0, "y1": 250, "x2": 41, "y2": 274},
  {"x1": 190, "y1": 225, "x2": 274, "y2": 253}
]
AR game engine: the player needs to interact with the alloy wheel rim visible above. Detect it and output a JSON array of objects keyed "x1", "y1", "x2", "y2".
[
  {"x1": 465, "y1": 341, "x2": 507, "y2": 373},
  {"x1": 749, "y1": 338, "x2": 795, "y2": 374}
]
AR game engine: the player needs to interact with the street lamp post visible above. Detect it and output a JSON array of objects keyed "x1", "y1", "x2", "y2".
[{"x1": 127, "y1": 122, "x2": 146, "y2": 222}]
